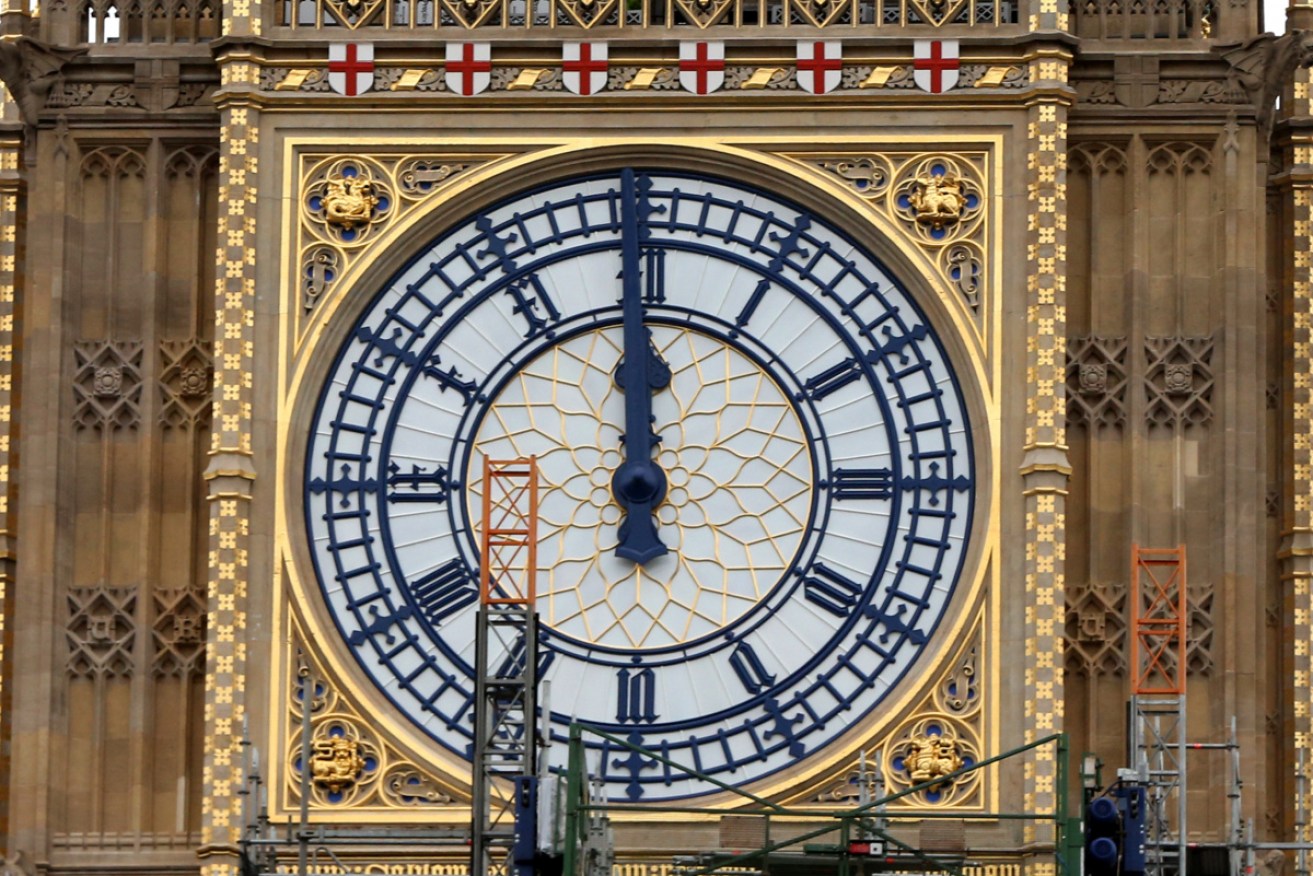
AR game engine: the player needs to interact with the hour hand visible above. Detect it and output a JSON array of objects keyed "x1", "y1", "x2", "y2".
[{"x1": 611, "y1": 332, "x2": 669, "y2": 566}]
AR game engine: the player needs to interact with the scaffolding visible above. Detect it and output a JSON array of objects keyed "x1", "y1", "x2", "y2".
[
  {"x1": 471, "y1": 457, "x2": 541, "y2": 876},
  {"x1": 1123, "y1": 545, "x2": 1313, "y2": 876},
  {"x1": 1128, "y1": 545, "x2": 1189, "y2": 876},
  {"x1": 558, "y1": 723, "x2": 1073, "y2": 876}
]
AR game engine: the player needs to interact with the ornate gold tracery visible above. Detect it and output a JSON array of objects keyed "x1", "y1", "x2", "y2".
[{"x1": 789, "y1": 151, "x2": 988, "y2": 322}]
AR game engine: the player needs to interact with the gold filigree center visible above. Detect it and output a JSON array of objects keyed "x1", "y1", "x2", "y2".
[{"x1": 469, "y1": 326, "x2": 813, "y2": 649}]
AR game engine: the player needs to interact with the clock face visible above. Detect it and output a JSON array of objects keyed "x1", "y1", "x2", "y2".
[{"x1": 303, "y1": 168, "x2": 976, "y2": 801}]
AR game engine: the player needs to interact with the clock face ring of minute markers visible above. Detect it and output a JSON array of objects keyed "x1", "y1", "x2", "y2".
[{"x1": 302, "y1": 169, "x2": 976, "y2": 802}]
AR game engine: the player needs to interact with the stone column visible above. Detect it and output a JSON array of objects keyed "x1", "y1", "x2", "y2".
[
  {"x1": 1021, "y1": 44, "x2": 1072, "y2": 874},
  {"x1": 1281, "y1": 63, "x2": 1313, "y2": 866},
  {"x1": 198, "y1": 47, "x2": 260, "y2": 876},
  {"x1": 0, "y1": 124, "x2": 21, "y2": 852}
]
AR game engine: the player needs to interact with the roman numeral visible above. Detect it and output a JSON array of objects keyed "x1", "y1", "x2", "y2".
[
  {"x1": 802, "y1": 563, "x2": 865, "y2": 617},
  {"x1": 504, "y1": 275, "x2": 561, "y2": 338},
  {"x1": 616, "y1": 666, "x2": 658, "y2": 723},
  {"x1": 729, "y1": 641, "x2": 775, "y2": 694},
  {"x1": 643, "y1": 248, "x2": 665, "y2": 303},
  {"x1": 831, "y1": 467, "x2": 893, "y2": 500},
  {"x1": 734, "y1": 278, "x2": 771, "y2": 330},
  {"x1": 799, "y1": 357, "x2": 862, "y2": 401},
  {"x1": 615, "y1": 248, "x2": 667, "y2": 304},
  {"x1": 409, "y1": 559, "x2": 477, "y2": 626},
  {"x1": 386, "y1": 461, "x2": 453, "y2": 504},
  {"x1": 422, "y1": 355, "x2": 479, "y2": 404}
]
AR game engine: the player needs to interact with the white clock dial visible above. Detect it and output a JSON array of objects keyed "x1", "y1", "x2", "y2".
[{"x1": 303, "y1": 168, "x2": 976, "y2": 800}]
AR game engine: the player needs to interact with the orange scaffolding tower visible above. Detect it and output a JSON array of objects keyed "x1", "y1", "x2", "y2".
[
  {"x1": 1129, "y1": 544, "x2": 1188, "y2": 876},
  {"x1": 472, "y1": 457, "x2": 541, "y2": 876}
]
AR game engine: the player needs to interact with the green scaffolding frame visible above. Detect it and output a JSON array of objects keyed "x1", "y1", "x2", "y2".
[{"x1": 561, "y1": 725, "x2": 1073, "y2": 876}]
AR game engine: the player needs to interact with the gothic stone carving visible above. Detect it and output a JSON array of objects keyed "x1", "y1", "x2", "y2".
[
  {"x1": 1066, "y1": 335, "x2": 1128, "y2": 429},
  {"x1": 159, "y1": 339, "x2": 213, "y2": 429},
  {"x1": 1186, "y1": 586, "x2": 1215, "y2": 675},
  {"x1": 322, "y1": 175, "x2": 380, "y2": 231},
  {"x1": 882, "y1": 715, "x2": 979, "y2": 806},
  {"x1": 811, "y1": 623, "x2": 983, "y2": 807},
  {"x1": 1220, "y1": 30, "x2": 1313, "y2": 135},
  {"x1": 67, "y1": 586, "x2": 137, "y2": 678},
  {"x1": 285, "y1": 637, "x2": 461, "y2": 810},
  {"x1": 1144, "y1": 335, "x2": 1214, "y2": 429},
  {"x1": 311, "y1": 737, "x2": 368, "y2": 794},
  {"x1": 1065, "y1": 581, "x2": 1128, "y2": 676},
  {"x1": 293, "y1": 153, "x2": 494, "y2": 334},
  {"x1": 805, "y1": 152, "x2": 986, "y2": 315},
  {"x1": 74, "y1": 340, "x2": 144, "y2": 431},
  {"x1": 909, "y1": 172, "x2": 968, "y2": 231},
  {"x1": 0, "y1": 37, "x2": 86, "y2": 125},
  {"x1": 303, "y1": 157, "x2": 394, "y2": 247},
  {"x1": 905, "y1": 732, "x2": 965, "y2": 789},
  {"x1": 151, "y1": 587, "x2": 206, "y2": 677}
]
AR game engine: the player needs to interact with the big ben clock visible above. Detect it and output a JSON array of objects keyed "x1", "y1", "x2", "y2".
[{"x1": 303, "y1": 166, "x2": 977, "y2": 801}]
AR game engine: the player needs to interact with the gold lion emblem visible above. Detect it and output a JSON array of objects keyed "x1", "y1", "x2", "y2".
[
  {"x1": 909, "y1": 173, "x2": 967, "y2": 232},
  {"x1": 310, "y1": 737, "x2": 366, "y2": 793},
  {"x1": 907, "y1": 733, "x2": 963, "y2": 789},
  {"x1": 323, "y1": 175, "x2": 379, "y2": 231}
]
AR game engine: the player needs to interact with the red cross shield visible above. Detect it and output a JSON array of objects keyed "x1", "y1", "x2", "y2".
[
  {"x1": 562, "y1": 41, "x2": 608, "y2": 96},
  {"x1": 327, "y1": 43, "x2": 375, "y2": 97},
  {"x1": 446, "y1": 42, "x2": 492, "y2": 97},
  {"x1": 796, "y1": 40, "x2": 842, "y2": 94},
  {"x1": 913, "y1": 39, "x2": 960, "y2": 94},
  {"x1": 679, "y1": 41, "x2": 725, "y2": 95}
]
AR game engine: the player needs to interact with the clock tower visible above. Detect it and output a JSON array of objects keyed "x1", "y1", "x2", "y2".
[{"x1": 0, "y1": 0, "x2": 1304, "y2": 873}]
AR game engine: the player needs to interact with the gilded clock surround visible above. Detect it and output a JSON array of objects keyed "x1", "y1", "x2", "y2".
[{"x1": 271, "y1": 137, "x2": 1002, "y2": 820}]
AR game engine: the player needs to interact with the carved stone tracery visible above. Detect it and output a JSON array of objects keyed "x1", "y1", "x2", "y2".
[
  {"x1": 1065, "y1": 581, "x2": 1129, "y2": 676},
  {"x1": 800, "y1": 151, "x2": 987, "y2": 316},
  {"x1": 67, "y1": 586, "x2": 137, "y2": 678},
  {"x1": 809, "y1": 621, "x2": 983, "y2": 808},
  {"x1": 1066, "y1": 335, "x2": 1129, "y2": 429},
  {"x1": 882, "y1": 715, "x2": 979, "y2": 806},
  {"x1": 1066, "y1": 577, "x2": 1216, "y2": 677},
  {"x1": 294, "y1": 153, "x2": 497, "y2": 331},
  {"x1": 73, "y1": 340, "x2": 144, "y2": 431},
  {"x1": 152, "y1": 587, "x2": 207, "y2": 678},
  {"x1": 284, "y1": 638, "x2": 457, "y2": 810},
  {"x1": 1144, "y1": 335, "x2": 1215, "y2": 429},
  {"x1": 159, "y1": 339, "x2": 213, "y2": 429}
]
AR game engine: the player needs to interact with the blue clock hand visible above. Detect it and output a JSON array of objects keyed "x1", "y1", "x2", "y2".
[{"x1": 611, "y1": 169, "x2": 669, "y2": 565}]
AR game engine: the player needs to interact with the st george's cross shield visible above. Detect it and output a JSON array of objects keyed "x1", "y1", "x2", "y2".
[
  {"x1": 446, "y1": 42, "x2": 492, "y2": 96},
  {"x1": 679, "y1": 41, "x2": 725, "y2": 95},
  {"x1": 796, "y1": 40, "x2": 842, "y2": 94},
  {"x1": 327, "y1": 43, "x2": 375, "y2": 96},
  {"x1": 562, "y1": 42, "x2": 609, "y2": 96},
  {"x1": 913, "y1": 39, "x2": 960, "y2": 94}
]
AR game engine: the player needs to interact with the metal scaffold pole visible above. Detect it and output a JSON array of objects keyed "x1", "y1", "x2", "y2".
[{"x1": 471, "y1": 457, "x2": 541, "y2": 876}]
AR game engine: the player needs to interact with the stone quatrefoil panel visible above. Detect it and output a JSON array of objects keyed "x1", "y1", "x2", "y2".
[{"x1": 1064, "y1": 334, "x2": 1215, "y2": 431}]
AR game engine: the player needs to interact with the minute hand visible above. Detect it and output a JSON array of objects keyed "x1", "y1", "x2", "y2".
[{"x1": 611, "y1": 170, "x2": 669, "y2": 565}]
